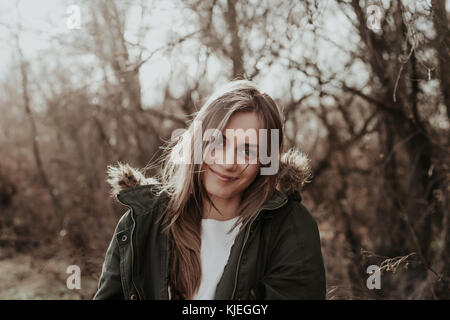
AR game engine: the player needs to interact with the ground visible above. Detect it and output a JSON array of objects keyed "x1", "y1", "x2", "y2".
[{"x1": 0, "y1": 253, "x2": 98, "y2": 300}]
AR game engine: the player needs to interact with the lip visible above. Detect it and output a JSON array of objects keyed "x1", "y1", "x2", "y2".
[{"x1": 209, "y1": 167, "x2": 238, "y2": 182}]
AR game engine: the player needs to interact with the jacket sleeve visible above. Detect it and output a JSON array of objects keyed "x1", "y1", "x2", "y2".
[
  {"x1": 254, "y1": 202, "x2": 326, "y2": 300},
  {"x1": 93, "y1": 210, "x2": 131, "y2": 300}
]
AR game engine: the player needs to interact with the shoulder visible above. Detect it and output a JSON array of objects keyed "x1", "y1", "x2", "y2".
[
  {"x1": 116, "y1": 185, "x2": 162, "y2": 213},
  {"x1": 113, "y1": 185, "x2": 169, "y2": 233},
  {"x1": 288, "y1": 200, "x2": 319, "y2": 231},
  {"x1": 265, "y1": 199, "x2": 321, "y2": 248},
  {"x1": 106, "y1": 161, "x2": 165, "y2": 218},
  {"x1": 288, "y1": 201, "x2": 321, "y2": 245}
]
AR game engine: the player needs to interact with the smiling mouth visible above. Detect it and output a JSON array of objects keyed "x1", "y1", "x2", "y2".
[{"x1": 209, "y1": 167, "x2": 238, "y2": 182}]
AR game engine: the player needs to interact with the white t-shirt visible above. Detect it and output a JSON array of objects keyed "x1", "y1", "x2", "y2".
[
  {"x1": 168, "y1": 216, "x2": 242, "y2": 300},
  {"x1": 193, "y1": 216, "x2": 242, "y2": 300}
]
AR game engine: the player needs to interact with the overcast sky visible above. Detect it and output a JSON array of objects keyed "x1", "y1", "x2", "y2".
[{"x1": 1, "y1": 0, "x2": 448, "y2": 108}]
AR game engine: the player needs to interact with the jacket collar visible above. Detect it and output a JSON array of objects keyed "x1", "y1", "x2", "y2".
[
  {"x1": 116, "y1": 184, "x2": 162, "y2": 212},
  {"x1": 261, "y1": 189, "x2": 288, "y2": 210}
]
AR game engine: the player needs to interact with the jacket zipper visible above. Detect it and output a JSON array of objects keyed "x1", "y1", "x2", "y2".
[
  {"x1": 230, "y1": 198, "x2": 288, "y2": 299},
  {"x1": 128, "y1": 206, "x2": 142, "y2": 300}
]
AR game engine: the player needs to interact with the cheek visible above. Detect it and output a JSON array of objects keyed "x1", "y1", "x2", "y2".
[
  {"x1": 203, "y1": 148, "x2": 214, "y2": 165},
  {"x1": 201, "y1": 165, "x2": 217, "y2": 192},
  {"x1": 201, "y1": 165, "x2": 209, "y2": 185},
  {"x1": 237, "y1": 164, "x2": 260, "y2": 185}
]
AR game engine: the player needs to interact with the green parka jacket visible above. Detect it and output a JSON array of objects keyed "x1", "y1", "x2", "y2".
[{"x1": 93, "y1": 149, "x2": 326, "y2": 300}]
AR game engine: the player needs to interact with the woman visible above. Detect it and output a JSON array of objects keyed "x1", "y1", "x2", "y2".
[{"x1": 93, "y1": 80, "x2": 326, "y2": 300}]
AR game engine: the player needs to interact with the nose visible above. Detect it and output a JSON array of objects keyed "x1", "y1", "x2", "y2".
[{"x1": 217, "y1": 140, "x2": 238, "y2": 171}]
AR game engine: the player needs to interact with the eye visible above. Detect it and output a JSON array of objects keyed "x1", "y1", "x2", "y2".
[
  {"x1": 212, "y1": 135, "x2": 224, "y2": 147},
  {"x1": 240, "y1": 147, "x2": 256, "y2": 157}
]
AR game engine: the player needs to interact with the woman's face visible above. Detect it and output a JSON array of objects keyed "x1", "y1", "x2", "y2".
[{"x1": 202, "y1": 111, "x2": 262, "y2": 200}]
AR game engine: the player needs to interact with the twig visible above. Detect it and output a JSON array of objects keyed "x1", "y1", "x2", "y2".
[
  {"x1": 397, "y1": 200, "x2": 442, "y2": 280},
  {"x1": 393, "y1": 45, "x2": 415, "y2": 103}
]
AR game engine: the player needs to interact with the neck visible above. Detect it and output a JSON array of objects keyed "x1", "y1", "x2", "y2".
[{"x1": 202, "y1": 193, "x2": 241, "y2": 221}]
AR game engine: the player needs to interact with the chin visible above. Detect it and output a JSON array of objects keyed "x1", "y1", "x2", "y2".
[
  {"x1": 204, "y1": 182, "x2": 236, "y2": 199},
  {"x1": 203, "y1": 173, "x2": 236, "y2": 200},
  {"x1": 208, "y1": 190, "x2": 235, "y2": 200}
]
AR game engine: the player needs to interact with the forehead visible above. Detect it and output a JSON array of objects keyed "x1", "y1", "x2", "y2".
[{"x1": 224, "y1": 111, "x2": 262, "y2": 132}]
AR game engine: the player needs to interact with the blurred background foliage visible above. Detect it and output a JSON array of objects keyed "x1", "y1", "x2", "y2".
[{"x1": 0, "y1": 0, "x2": 449, "y2": 299}]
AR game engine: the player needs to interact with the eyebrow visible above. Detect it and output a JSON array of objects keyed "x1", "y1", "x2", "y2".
[{"x1": 222, "y1": 133, "x2": 259, "y2": 148}]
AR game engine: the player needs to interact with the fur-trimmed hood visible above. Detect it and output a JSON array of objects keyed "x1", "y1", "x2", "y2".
[{"x1": 106, "y1": 147, "x2": 312, "y2": 201}]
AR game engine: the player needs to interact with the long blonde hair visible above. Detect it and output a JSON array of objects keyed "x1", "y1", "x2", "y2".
[{"x1": 152, "y1": 80, "x2": 284, "y2": 300}]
